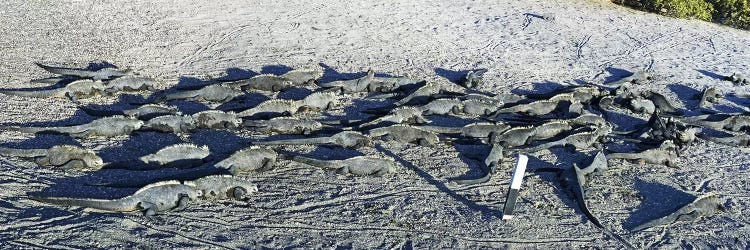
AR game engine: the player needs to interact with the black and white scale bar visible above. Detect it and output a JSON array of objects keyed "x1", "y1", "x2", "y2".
[{"x1": 502, "y1": 154, "x2": 529, "y2": 220}]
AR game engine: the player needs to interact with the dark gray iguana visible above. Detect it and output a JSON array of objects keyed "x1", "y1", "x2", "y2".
[
  {"x1": 81, "y1": 104, "x2": 180, "y2": 121},
  {"x1": 29, "y1": 180, "x2": 201, "y2": 217},
  {"x1": 368, "y1": 124, "x2": 440, "y2": 147},
  {"x1": 243, "y1": 117, "x2": 324, "y2": 135},
  {"x1": 489, "y1": 126, "x2": 537, "y2": 148},
  {"x1": 454, "y1": 143, "x2": 505, "y2": 185},
  {"x1": 1, "y1": 116, "x2": 143, "y2": 138},
  {"x1": 0, "y1": 79, "x2": 106, "y2": 101},
  {"x1": 605, "y1": 70, "x2": 653, "y2": 87},
  {"x1": 105, "y1": 144, "x2": 211, "y2": 170},
  {"x1": 679, "y1": 113, "x2": 750, "y2": 133},
  {"x1": 103, "y1": 75, "x2": 160, "y2": 94},
  {"x1": 631, "y1": 193, "x2": 724, "y2": 232},
  {"x1": 142, "y1": 115, "x2": 197, "y2": 134},
  {"x1": 490, "y1": 99, "x2": 572, "y2": 118},
  {"x1": 698, "y1": 86, "x2": 720, "y2": 109},
  {"x1": 188, "y1": 175, "x2": 258, "y2": 201},
  {"x1": 155, "y1": 84, "x2": 243, "y2": 103},
  {"x1": 698, "y1": 132, "x2": 750, "y2": 147},
  {"x1": 277, "y1": 66, "x2": 325, "y2": 86},
  {"x1": 607, "y1": 140, "x2": 678, "y2": 168},
  {"x1": 565, "y1": 151, "x2": 635, "y2": 249},
  {"x1": 214, "y1": 146, "x2": 278, "y2": 174},
  {"x1": 191, "y1": 110, "x2": 242, "y2": 129},
  {"x1": 358, "y1": 106, "x2": 430, "y2": 128},
  {"x1": 225, "y1": 74, "x2": 295, "y2": 92},
  {"x1": 253, "y1": 131, "x2": 372, "y2": 149},
  {"x1": 724, "y1": 73, "x2": 748, "y2": 86},
  {"x1": 236, "y1": 99, "x2": 298, "y2": 119},
  {"x1": 284, "y1": 154, "x2": 400, "y2": 176},
  {"x1": 418, "y1": 122, "x2": 511, "y2": 141},
  {"x1": 0, "y1": 145, "x2": 104, "y2": 170},
  {"x1": 316, "y1": 69, "x2": 376, "y2": 93},
  {"x1": 393, "y1": 79, "x2": 467, "y2": 106},
  {"x1": 519, "y1": 125, "x2": 611, "y2": 153},
  {"x1": 93, "y1": 146, "x2": 277, "y2": 188},
  {"x1": 35, "y1": 62, "x2": 132, "y2": 81}
]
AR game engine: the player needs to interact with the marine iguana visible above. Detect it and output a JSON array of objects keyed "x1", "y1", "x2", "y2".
[
  {"x1": 680, "y1": 113, "x2": 750, "y2": 132},
  {"x1": 459, "y1": 69, "x2": 487, "y2": 89},
  {"x1": 187, "y1": 175, "x2": 258, "y2": 201},
  {"x1": 698, "y1": 86, "x2": 720, "y2": 109},
  {"x1": 725, "y1": 72, "x2": 748, "y2": 86},
  {"x1": 461, "y1": 98, "x2": 499, "y2": 116},
  {"x1": 639, "y1": 91, "x2": 683, "y2": 116},
  {"x1": 489, "y1": 126, "x2": 536, "y2": 147},
  {"x1": 278, "y1": 66, "x2": 324, "y2": 85},
  {"x1": 105, "y1": 144, "x2": 211, "y2": 170},
  {"x1": 316, "y1": 69, "x2": 376, "y2": 93},
  {"x1": 519, "y1": 125, "x2": 611, "y2": 153},
  {"x1": 92, "y1": 146, "x2": 277, "y2": 188},
  {"x1": 631, "y1": 193, "x2": 724, "y2": 232},
  {"x1": 104, "y1": 75, "x2": 159, "y2": 94},
  {"x1": 607, "y1": 140, "x2": 678, "y2": 167},
  {"x1": 29, "y1": 180, "x2": 201, "y2": 217},
  {"x1": 0, "y1": 79, "x2": 107, "y2": 101},
  {"x1": 368, "y1": 124, "x2": 440, "y2": 147},
  {"x1": 1, "y1": 116, "x2": 143, "y2": 138},
  {"x1": 243, "y1": 117, "x2": 324, "y2": 135},
  {"x1": 393, "y1": 79, "x2": 466, "y2": 106},
  {"x1": 35, "y1": 62, "x2": 132, "y2": 81},
  {"x1": 81, "y1": 104, "x2": 180, "y2": 120},
  {"x1": 629, "y1": 98, "x2": 656, "y2": 114},
  {"x1": 369, "y1": 75, "x2": 425, "y2": 93},
  {"x1": 490, "y1": 99, "x2": 572, "y2": 117},
  {"x1": 253, "y1": 131, "x2": 371, "y2": 149},
  {"x1": 698, "y1": 132, "x2": 750, "y2": 147},
  {"x1": 0, "y1": 145, "x2": 104, "y2": 170},
  {"x1": 418, "y1": 122, "x2": 511, "y2": 140},
  {"x1": 418, "y1": 98, "x2": 463, "y2": 116},
  {"x1": 630, "y1": 112, "x2": 700, "y2": 146},
  {"x1": 297, "y1": 91, "x2": 338, "y2": 112},
  {"x1": 357, "y1": 106, "x2": 430, "y2": 128},
  {"x1": 454, "y1": 143, "x2": 504, "y2": 185},
  {"x1": 526, "y1": 86, "x2": 605, "y2": 104},
  {"x1": 191, "y1": 110, "x2": 242, "y2": 129},
  {"x1": 564, "y1": 151, "x2": 635, "y2": 249},
  {"x1": 155, "y1": 84, "x2": 243, "y2": 103},
  {"x1": 225, "y1": 74, "x2": 295, "y2": 92},
  {"x1": 531, "y1": 120, "x2": 573, "y2": 141},
  {"x1": 284, "y1": 154, "x2": 399, "y2": 176},
  {"x1": 214, "y1": 146, "x2": 278, "y2": 174},
  {"x1": 142, "y1": 115, "x2": 196, "y2": 133},
  {"x1": 606, "y1": 70, "x2": 653, "y2": 87},
  {"x1": 236, "y1": 99, "x2": 298, "y2": 119}
]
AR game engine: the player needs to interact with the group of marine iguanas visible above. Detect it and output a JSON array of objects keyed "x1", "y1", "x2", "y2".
[{"x1": 0, "y1": 62, "x2": 746, "y2": 242}]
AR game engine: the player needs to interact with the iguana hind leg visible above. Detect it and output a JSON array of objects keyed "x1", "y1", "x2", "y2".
[{"x1": 172, "y1": 194, "x2": 191, "y2": 212}]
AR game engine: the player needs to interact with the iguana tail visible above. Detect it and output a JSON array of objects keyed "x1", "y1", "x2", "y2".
[
  {"x1": 416, "y1": 125, "x2": 463, "y2": 134},
  {"x1": 518, "y1": 140, "x2": 565, "y2": 153},
  {"x1": 289, "y1": 155, "x2": 333, "y2": 168},
  {"x1": 35, "y1": 63, "x2": 89, "y2": 78},
  {"x1": 0, "y1": 89, "x2": 61, "y2": 98},
  {"x1": 0, "y1": 147, "x2": 48, "y2": 157},
  {"x1": 29, "y1": 196, "x2": 136, "y2": 212},
  {"x1": 0, "y1": 125, "x2": 76, "y2": 134},
  {"x1": 79, "y1": 107, "x2": 125, "y2": 117},
  {"x1": 158, "y1": 90, "x2": 198, "y2": 102},
  {"x1": 606, "y1": 152, "x2": 639, "y2": 160},
  {"x1": 252, "y1": 137, "x2": 331, "y2": 146}
]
